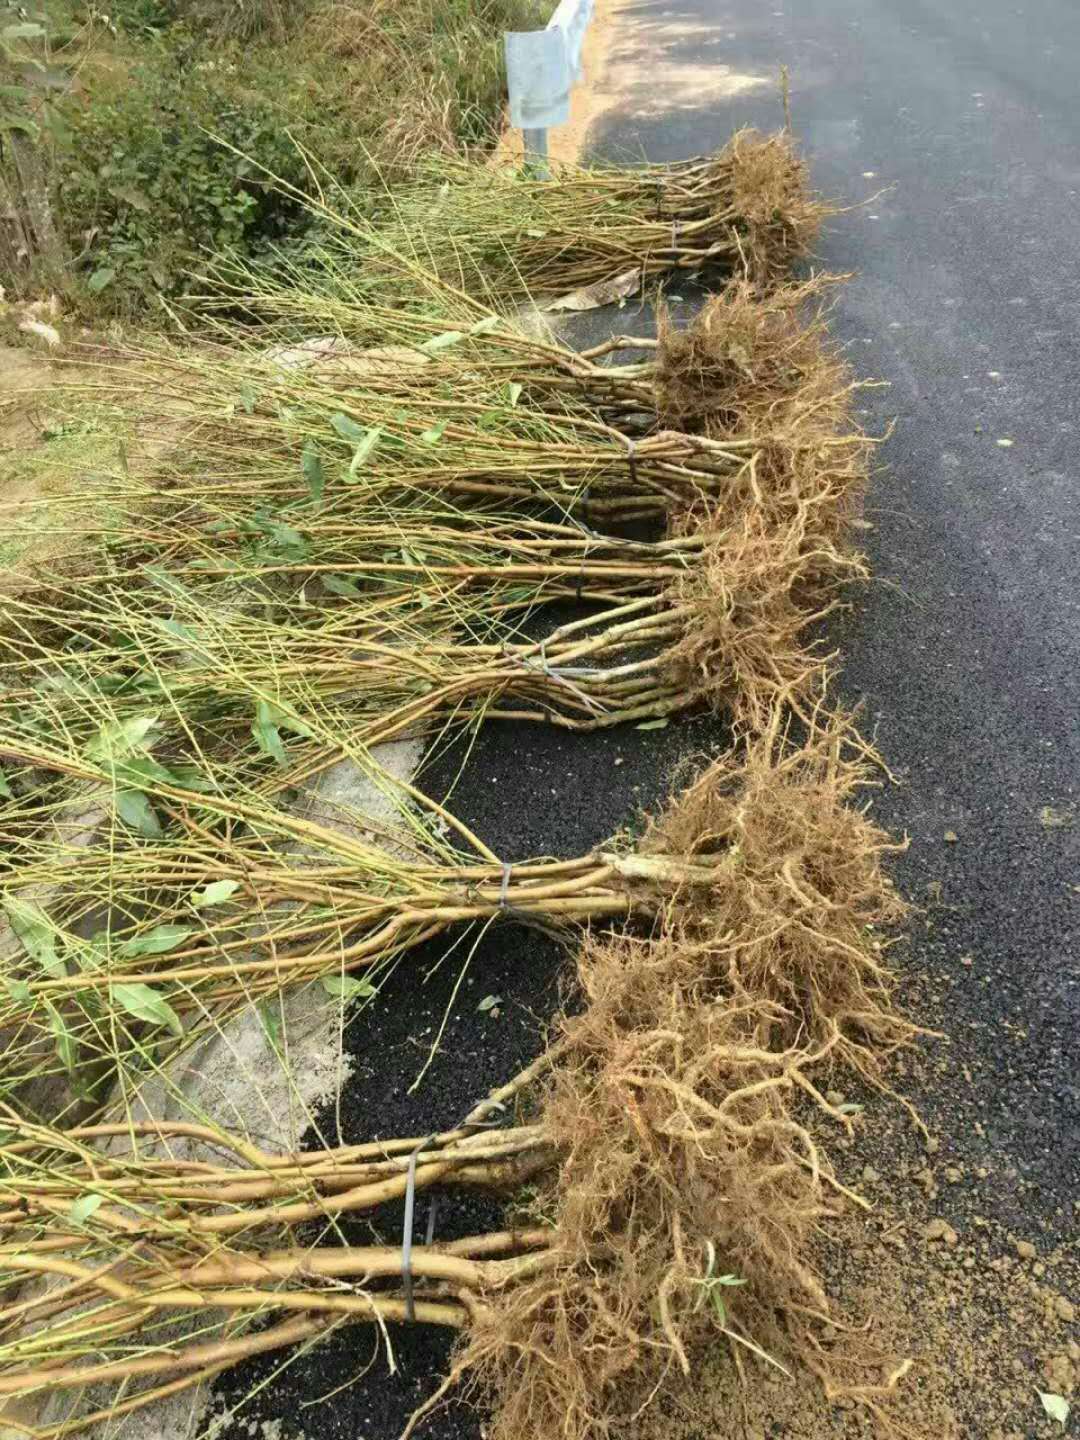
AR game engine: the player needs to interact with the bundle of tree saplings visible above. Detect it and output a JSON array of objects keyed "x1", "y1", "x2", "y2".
[
  {"x1": 0, "y1": 498, "x2": 861, "y2": 822},
  {"x1": 1, "y1": 274, "x2": 870, "y2": 835},
  {"x1": 0, "y1": 714, "x2": 915, "y2": 1437},
  {"x1": 0, "y1": 725, "x2": 728, "y2": 1108},
  {"x1": 0, "y1": 526, "x2": 702, "y2": 780},
  {"x1": 196, "y1": 128, "x2": 825, "y2": 315},
  {"x1": 456, "y1": 726, "x2": 914, "y2": 1440}
]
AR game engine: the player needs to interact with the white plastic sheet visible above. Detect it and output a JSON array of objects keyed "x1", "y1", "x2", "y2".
[{"x1": 505, "y1": 0, "x2": 595, "y2": 130}]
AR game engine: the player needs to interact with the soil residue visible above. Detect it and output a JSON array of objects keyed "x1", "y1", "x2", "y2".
[{"x1": 636, "y1": 1179, "x2": 1077, "y2": 1440}]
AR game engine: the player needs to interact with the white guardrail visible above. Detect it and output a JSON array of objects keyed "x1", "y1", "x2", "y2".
[{"x1": 505, "y1": 0, "x2": 595, "y2": 172}]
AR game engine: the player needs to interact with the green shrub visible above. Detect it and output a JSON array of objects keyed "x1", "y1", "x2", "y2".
[
  {"x1": 55, "y1": 41, "x2": 326, "y2": 313},
  {"x1": 103, "y1": 0, "x2": 177, "y2": 34},
  {"x1": 43, "y1": 0, "x2": 550, "y2": 316}
]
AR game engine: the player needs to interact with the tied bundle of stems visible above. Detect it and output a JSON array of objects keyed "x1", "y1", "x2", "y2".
[
  {"x1": 0, "y1": 268, "x2": 875, "y2": 1124},
  {"x1": 0, "y1": 722, "x2": 731, "y2": 1107},
  {"x1": 0, "y1": 499, "x2": 853, "y2": 811},
  {"x1": 0, "y1": 714, "x2": 915, "y2": 1439},
  {"x1": 2, "y1": 272, "x2": 870, "y2": 838},
  {"x1": 193, "y1": 128, "x2": 826, "y2": 316},
  {"x1": 0, "y1": 690, "x2": 904, "y2": 1139}
]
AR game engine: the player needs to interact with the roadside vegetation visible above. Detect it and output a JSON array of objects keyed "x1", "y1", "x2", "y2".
[{"x1": 0, "y1": 0, "x2": 545, "y2": 317}]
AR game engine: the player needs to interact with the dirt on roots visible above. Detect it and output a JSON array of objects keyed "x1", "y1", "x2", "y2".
[{"x1": 452, "y1": 715, "x2": 920, "y2": 1440}]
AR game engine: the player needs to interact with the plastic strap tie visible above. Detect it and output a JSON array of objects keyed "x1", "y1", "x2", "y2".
[
  {"x1": 401, "y1": 1099, "x2": 509, "y2": 1314},
  {"x1": 402, "y1": 1134, "x2": 437, "y2": 1322}
]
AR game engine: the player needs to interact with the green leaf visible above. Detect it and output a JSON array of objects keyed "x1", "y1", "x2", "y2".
[
  {"x1": 259, "y1": 521, "x2": 308, "y2": 559},
  {"x1": 155, "y1": 617, "x2": 198, "y2": 644},
  {"x1": 192, "y1": 880, "x2": 240, "y2": 909},
  {"x1": 145, "y1": 568, "x2": 194, "y2": 603},
  {"x1": 108, "y1": 181, "x2": 152, "y2": 212},
  {"x1": 259, "y1": 998, "x2": 283, "y2": 1053},
  {"x1": 347, "y1": 426, "x2": 382, "y2": 477},
  {"x1": 86, "y1": 714, "x2": 158, "y2": 761},
  {"x1": 636, "y1": 717, "x2": 670, "y2": 731},
  {"x1": 420, "y1": 330, "x2": 466, "y2": 354},
  {"x1": 113, "y1": 983, "x2": 184, "y2": 1037},
  {"x1": 1040, "y1": 1394, "x2": 1070, "y2": 1428},
  {"x1": 4, "y1": 979, "x2": 32, "y2": 1006},
  {"x1": 419, "y1": 419, "x2": 448, "y2": 446},
  {"x1": 252, "y1": 699, "x2": 314, "y2": 767},
  {"x1": 273, "y1": 709, "x2": 316, "y2": 740},
  {"x1": 322, "y1": 574, "x2": 363, "y2": 598},
  {"x1": 251, "y1": 704, "x2": 287, "y2": 767},
  {"x1": 320, "y1": 974, "x2": 376, "y2": 1003},
  {"x1": 477, "y1": 994, "x2": 501, "y2": 1012},
  {"x1": 70, "y1": 1193, "x2": 104, "y2": 1226},
  {"x1": 115, "y1": 790, "x2": 162, "y2": 838},
  {"x1": 166, "y1": 765, "x2": 214, "y2": 794},
  {"x1": 301, "y1": 441, "x2": 324, "y2": 504},
  {"x1": 507, "y1": 382, "x2": 523, "y2": 408},
  {"x1": 111, "y1": 755, "x2": 182, "y2": 789},
  {"x1": 0, "y1": 768, "x2": 13, "y2": 800},
  {"x1": 330, "y1": 412, "x2": 365, "y2": 443},
  {"x1": 2, "y1": 898, "x2": 63, "y2": 977},
  {"x1": 87, "y1": 267, "x2": 116, "y2": 295},
  {"x1": 468, "y1": 315, "x2": 501, "y2": 335},
  {"x1": 238, "y1": 382, "x2": 256, "y2": 415},
  {"x1": 43, "y1": 1000, "x2": 76, "y2": 1076},
  {"x1": 116, "y1": 925, "x2": 193, "y2": 959},
  {"x1": 704, "y1": 1273, "x2": 744, "y2": 1325}
]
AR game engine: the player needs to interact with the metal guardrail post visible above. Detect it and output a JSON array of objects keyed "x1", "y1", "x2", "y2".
[
  {"x1": 506, "y1": 0, "x2": 594, "y2": 177},
  {"x1": 522, "y1": 127, "x2": 550, "y2": 177}
]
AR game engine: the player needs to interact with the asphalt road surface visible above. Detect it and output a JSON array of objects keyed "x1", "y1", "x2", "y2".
[
  {"x1": 583, "y1": 0, "x2": 1080, "y2": 1221},
  {"x1": 212, "y1": 3, "x2": 1078, "y2": 1436}
]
